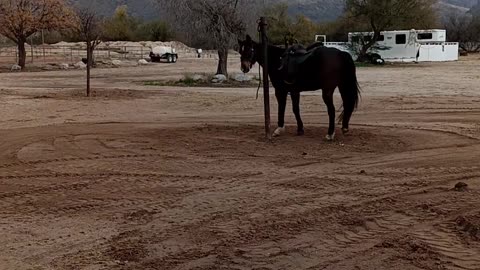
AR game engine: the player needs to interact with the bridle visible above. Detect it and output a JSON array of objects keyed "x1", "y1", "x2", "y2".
[{"x1": 241, "y1": 46, "x2": 257, "y2": 70}]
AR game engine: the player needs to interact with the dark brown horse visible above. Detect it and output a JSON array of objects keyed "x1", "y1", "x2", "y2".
[{"x1": 238, "y1": 35, "x2": 360, "y2": 140}]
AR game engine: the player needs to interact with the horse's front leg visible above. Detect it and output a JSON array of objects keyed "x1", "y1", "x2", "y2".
[
  {"x1": 273, "y1": 90, "x2": 288, "y2": 137},
  {"x1": 322, "y1": 90, "x2": 336, "y2": 141},
  {"x1": 290, "y1": 91, "x2": 304, "y2": 136}
]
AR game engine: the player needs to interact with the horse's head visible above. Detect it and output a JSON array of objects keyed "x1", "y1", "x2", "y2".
[{"x1": 238, "y1": 34, "x2": 257, "y2": 73}]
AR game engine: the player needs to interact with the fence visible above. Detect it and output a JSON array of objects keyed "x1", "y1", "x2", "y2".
[{"x1": 0, "y1": 44, "x2": 219, "y2": 65}]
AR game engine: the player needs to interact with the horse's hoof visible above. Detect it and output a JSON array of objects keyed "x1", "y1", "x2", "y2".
[
  {"x1": 297, "y1": 129, "x2": 305, "y2": 136},
  {"x1": 273, "y1": 127, "x2": 285, "y2": 137},
  {"x1": 325, "y1": 133, "x2": 335, "y2": 141},
  {"x1": 342, "y1": 128, "x2": 349, "y2": 134}
]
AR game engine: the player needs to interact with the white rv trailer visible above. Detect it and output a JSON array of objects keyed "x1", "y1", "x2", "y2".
[{"x1": 316, "y1": 29, "x2": 459, "y2": 62}]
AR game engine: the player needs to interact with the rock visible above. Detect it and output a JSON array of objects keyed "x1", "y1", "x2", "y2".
[
  {"x1": 456, "y1": 215, "x2": 480, "y2": 240},
  {"x1": 454, "y1": 182, "x2": 468, "y2": 192},
  {"x1": 42, "y1": 65, "x2": 55, "y2": 70},
  {"x1": 111, "y1": 60, "x2": 122, "y2": 66},
  {"x1": 360, "y1": 170, "x2": 366, "y2": 174},
  {"x1": 11, "y1": 64, "x2": 21, "y2": 71},
  {"x1": 59, "y1": 63, "x2": 69, "y2": 69},
  {"x1": 138, "y1": 59, "x2": 149, "y2": 65},
  {"x1": 234, "y1": 73, "x2": 252, "y2": 82},
  {"x1": 211, "y1": 74, "x2": 227, "y2": 83},
  {"x1": 74, "y1": 61, "x2": 87, "y2": 69},
  {"x1": 192, "y1": 74, "x2": 204, "y2": 81}
]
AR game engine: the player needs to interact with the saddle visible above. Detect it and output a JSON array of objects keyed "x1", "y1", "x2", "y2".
[{"x1": 279, "y1": 42, "x2": 323, "y2": 85}]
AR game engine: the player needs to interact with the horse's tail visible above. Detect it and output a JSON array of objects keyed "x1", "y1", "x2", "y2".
[{"x1": 338, "y1": 51, "x2": 361, "y2": 127}]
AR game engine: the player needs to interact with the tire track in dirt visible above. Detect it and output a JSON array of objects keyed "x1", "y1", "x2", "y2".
[
  {"x1": 1, "y1": 122, "x2": 479, "y2": 269},
  {"x1": 169, "y1": 162, "x2": 480, "y2": 269},
  {"x1": 224, "y1": 188, "x2": 480, "y2": 269},
  {"x1": 413, "y1": 223, "x2": 480, "y2": 270}
]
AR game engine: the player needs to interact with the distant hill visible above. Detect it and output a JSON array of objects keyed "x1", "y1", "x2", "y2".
[
  {"x1": 279, "y1": 0, "x2": 478, "y2": 22},
  {"x1": 72, "y1": 0, "x2": 478, "y2": 22},
  {"x1": 273, "y1": 0, "x2": 343, "y2": 22},
  {"x1": 70, "y1": 0, "x2": 159, "y2": 20}
]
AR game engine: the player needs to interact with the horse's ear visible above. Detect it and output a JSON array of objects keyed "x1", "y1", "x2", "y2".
[{"x1": 246, "y1": 34, "x2": 252, "y2": 42}]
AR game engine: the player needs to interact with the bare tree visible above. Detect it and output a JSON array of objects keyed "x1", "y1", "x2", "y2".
[
  {"x1": 444, "y1": 11, "x2": 480, "y2": 53},
  {"x1": 345, "y1": 0, "x2": 438, "y2": 61},
  {"x1": 0, "y1": 0, "x2": 75, "y2": 69},
  {"x1": 158, "y1": 0, "x2": 254, "y2": 76},
  {"x1": 74, "y1": 7, "x2": 103, "y2": 97}
]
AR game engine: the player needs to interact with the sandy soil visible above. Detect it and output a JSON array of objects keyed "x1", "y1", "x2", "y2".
[{"x1": 1, "y1": 55, "x2": 480, "y2": 270}]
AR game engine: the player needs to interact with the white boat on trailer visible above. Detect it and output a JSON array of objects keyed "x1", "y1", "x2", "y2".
[{"x1": 315, "y1": 29, "x2": 459, "y2": 63}]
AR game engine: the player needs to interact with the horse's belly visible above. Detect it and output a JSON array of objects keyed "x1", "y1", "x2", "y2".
[{"x1": 294, "y1": 79, "x2": 324, "y2": 92}]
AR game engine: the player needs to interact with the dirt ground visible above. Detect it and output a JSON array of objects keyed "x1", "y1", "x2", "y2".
[{"x1": 1, "y1": 56, "x2": 480, "y2": 270}]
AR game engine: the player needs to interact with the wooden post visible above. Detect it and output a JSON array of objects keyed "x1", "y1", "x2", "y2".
[
  {"x1": 86, "y1": 42, "x2": 91, "y2": 97},
  {"x1": 41, "y1": 30, "x2": 46, "y2": 62},
  {"x1": 30, "y1": 36, "x2": 34, "y2": 63},
  {"x1": 259, "y1": 17, "x2": 271, "y2": 140}
]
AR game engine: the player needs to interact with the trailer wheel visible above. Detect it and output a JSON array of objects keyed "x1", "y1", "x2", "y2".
[
  {"x1": 172, "y1": 55, "x2": 177, "y2": 63},
  {"x1": 167, "y1": 55, "x2": 173, "y2": 63},
  {"x1": 370, "y1": 53, "x2": 384, "y2": 65}
]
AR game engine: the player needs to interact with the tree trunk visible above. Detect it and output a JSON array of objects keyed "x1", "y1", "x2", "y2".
[
  {"x1": 86, "y1": 42, "x2": 92, "y2": 97},
  {"x1": 216, "y1": 47, "x2": 228, "y2": 76},
  {"x1": 89, "y1": 45, "x2": 95, "y2": 66},
  {"x1": 357, "y1": 46, "x2": 370, "y2": 62},
  {"x1": 17, "y1": 39, "x2": 27, "y2": 69},
  {"x1": 357, "y1": 31, "x2": 381, "y2": 62}
]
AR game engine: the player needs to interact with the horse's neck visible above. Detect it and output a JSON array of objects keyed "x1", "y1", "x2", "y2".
[{"x1": 256, "y1": 44, "x2": 283, "y2": 75}]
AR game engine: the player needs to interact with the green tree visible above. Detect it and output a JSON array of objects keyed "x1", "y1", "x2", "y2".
[
  {"x1": 137, "y1": 21, "x2": 174, "y2": 41},
  {"x1": 265, "y1": 3, "x2": 319, "y2": 46},
  {"x1": 104, "y1": 5, "x2": 138, "y2": 41},
  {"x1": 291, "y1": 15, "x2": 319, "y2": 45},
  {"x1": 265, "y1": 3, "x2": 291, "y2": 45},
  {"x1": 345, "y1": 0, "x2": 438, "y2": 61}
]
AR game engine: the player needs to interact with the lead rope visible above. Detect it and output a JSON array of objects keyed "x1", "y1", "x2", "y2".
[
  {"x1": 255, "y1": 21, "x2": 263, "y2": 100},
  {"x1": 256, "y1": 63, "x2": 261, "y2": 100}
]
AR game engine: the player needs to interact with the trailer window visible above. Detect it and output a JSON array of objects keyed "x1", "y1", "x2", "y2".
[
  {"x1": 396, "y1": 34, "x2": 406, "y2": 44},
  {"x1": 417, "y1": 33, "x2": 433, "y2": 40},
  {"x1": 377, "y1": 35, "x2": 385, "y2": 41}
]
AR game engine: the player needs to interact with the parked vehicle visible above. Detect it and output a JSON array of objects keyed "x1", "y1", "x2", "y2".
[
  {"x1": 149, "y1": 46, "x2": 178, "y2": 63},
  {"x1": 317, "y1": 29, "x2": 459, "y2": 63}
]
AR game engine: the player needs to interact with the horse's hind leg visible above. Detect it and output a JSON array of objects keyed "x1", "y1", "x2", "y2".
[
  {"x1": 273, "y1": 90, "x2": 288, "y2": 137},
  {"x1": 290, "y1": 91, "x2": 304, "y2": 136},
  {"x1": 338, "y1": 84, "x2": 353, "y2": 134},
  {"x1": 322, "y1": 89, "x2": 336, "y2": 141}
]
